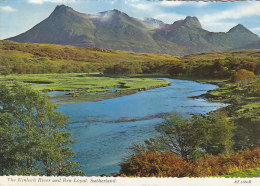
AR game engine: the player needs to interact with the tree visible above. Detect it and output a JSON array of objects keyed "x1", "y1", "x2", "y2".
[
  {"x1": 128, "y1": 112, "x2": 234, "y2": 162},
  {"x1": 0, "y1": 82, "x2": 84, "y2": 176},
  {"x1": 201, "y1": 111, "x2": 235, "y2": 155},
  {"x1": 168, "y1": 63, "x2": 186, "y2": 76}
]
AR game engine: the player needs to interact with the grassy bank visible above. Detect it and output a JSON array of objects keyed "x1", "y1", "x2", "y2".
[
  {"x1": 217, "y1": 168, "x2": 260, "y2": 178},
  {"x1": 192, "y1": 76, "x2": 260, "y2": 151},
  {"x1": 197, "y1": 76, "x2": 260, "y2": 121},
  {"x1": 0, "y1": 73, "x2": 170, "y2": 104}
]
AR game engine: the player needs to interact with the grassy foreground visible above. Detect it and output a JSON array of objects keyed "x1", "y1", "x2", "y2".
[
  {"x1": 217, "y1": 168, "x2": 260, "y2": 178},
  {"x1": 0, "y1": 73, "x2": 170, "y2": 104}
]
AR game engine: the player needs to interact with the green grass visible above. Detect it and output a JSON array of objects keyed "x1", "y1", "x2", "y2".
[
  {"x1": 201, "y1": 76, "x2": 260, "y2": 119},
  {"x1": 0, "y1": 73, "x2": 170, "y2": 96},
  {"x1": 217, "y1": 168, "x2": 260, "y2": 178},
  {"x1": 237, "y1": 102, "x2": 260, "y2": 113}
]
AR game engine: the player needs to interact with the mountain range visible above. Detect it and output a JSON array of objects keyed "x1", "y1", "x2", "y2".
[{"x1": 7, "y1": 5, "x2": 260, "y2": 56}]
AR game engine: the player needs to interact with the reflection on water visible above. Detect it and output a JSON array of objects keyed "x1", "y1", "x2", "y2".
[{"x1": 57, "y1": 78, "x2": 228, "y2": 176}]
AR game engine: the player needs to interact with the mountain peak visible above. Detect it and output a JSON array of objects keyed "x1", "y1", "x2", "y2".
[
  {"x1": 96, "y1": 9, "x2": 130, "y2": 22},
  {"x1": 228, "y1": 24, "x2": 251, "y2": 33},
  {"x1": 7, "y1": 6, "x2": 260, "y2": 56},
  {"x1": 170, "y1": 16, "x2": 201, "y2": 29},
  {"x1": 99, "y1": 9, "x2": 124, "y2": 15},
  {"x1": 55, "y1": 4, "x2": 66, "y2": 9},
  {"x1": 143, "y1": 18, "x2": 165, "y2": 28},
  {"x1": 111, "y1": 9, "x2": 121, "y2": 13},
  {"x1": 183, "y1": 16, "x2": 201, "y2": 28},
  {"x1": 51, "y1": 4, "x2": 78, "y2": 17},
  {"x1": 54, "y1": 4, "x2": 70, "y2": 12}
]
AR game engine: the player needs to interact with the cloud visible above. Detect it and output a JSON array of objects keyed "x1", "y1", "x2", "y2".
[
  {"x1": 27, "y1": 0, "x2": 75, "y2": 4},
  {"x1": 0, "y1": 5, "x2": 16, "y2": 12},
  {"x1": 129, "y1": 0, "x2": 209, "y2": 11},
  {"x1": 130, "y1": 3, "x2": 152, "y2": 11},
  {"x1": 111, "y1": 0, "x2": 118, "y2": 5},
  {"x1": 159, "y1": 1, "x2": 208, "y2": 7},
  {"x1": 250, "y1": 27, "x2": 260, "y2": 32},
  {"x1": 249, "y1": 27, "x2": 260, "y2": 36},
  {"x1": 197, "y1": 2, "x2": 260, "y2": 33},
  {"x1": 154, "y1": 12, "x2": 185, "y2": 24},
  {"x1": 200, "y1": 2, "x2": 260, "y2": 23},
  {"x1": 160, "y1": 1, "x2": 184, "y2": 7},
  {"x1": 201, "y1": 21, "x2": 237, "y2": 33},
  {"x1": 125, "y1": 0, "x2": 140, "y2": 3},
  {"x1": 192, "y1": 2, "x2": 209, "y2": 7}
]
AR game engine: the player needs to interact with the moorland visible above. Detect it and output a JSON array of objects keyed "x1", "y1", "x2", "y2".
[{"x1": 0, "y1": 39, "x2": 259, "y2": 177}]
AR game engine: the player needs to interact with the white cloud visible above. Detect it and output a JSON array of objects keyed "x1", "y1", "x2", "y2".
[
  {"x1": 160, "y1": 1, "x2": 184, "y2": 7},
  {"x1": 201, "y1": 2, "x2": 260, "y2": 23},
  {"x1": 249, "y1": 27, "x2": 260, "y2": 36},
  {"x1": 159, "y1": 1, "x2": 208, "y2": 7},
  {"x1": 250, "y1": 27, "x2": 260, "y2": 32},
  {"x1": 0, "y1": 5, "x2": 16, "y2": 12},
  {"x1": 201, "y1": 21, "x2": 237, "y2": 33},
  {"x1": 27, "y1": 0, "x2": 75, "y2": 4},
  {"x1": 125, "y1": 0, "x2": 140, "y2": 3},
  {"x1": 27, "y1": 0, "x2": 44, "y2": 4},
  {"x1": 193, "y1": 2, "x2": 209, "y2": 7},
  {"x1": 111, "y1": 0, "x2": 118, "y2": 5},
  {"x1": 130, "y1": 3, "x2": 152, "y2": 11},
  {"x1": 154, "y1": 12, "x2": 185, "y2": 24},
  {"x1": 129, "y1": 0, "x2": 208, "y2": 11}
]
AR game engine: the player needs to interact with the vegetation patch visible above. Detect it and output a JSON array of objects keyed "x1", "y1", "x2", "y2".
[
  {"x1": 0, "y1": 73, "x2": 170, "y2": 104},
  {"x1": 217, "y1": 168, "x2": 260, "y2": 178},
  {"x1": 120, "y1": 147, "x2": 259, "y2": 177}
]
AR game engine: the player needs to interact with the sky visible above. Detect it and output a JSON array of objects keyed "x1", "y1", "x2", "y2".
[{"x1": 0, "y1": 0, "x2": 260, "y2": 39}]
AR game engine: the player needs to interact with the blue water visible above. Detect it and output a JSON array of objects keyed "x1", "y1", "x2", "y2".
[{"x1": 57, "y1": 78, "x2": 227, "y2": 176}]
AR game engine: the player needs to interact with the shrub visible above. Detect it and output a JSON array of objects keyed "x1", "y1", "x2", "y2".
[
  {"x1": 231, "y1": 69, "x2": 255, "y2": 83},
  {"x1": 120, "y1": 151, "x2": 191, "y2": 177},
  {"x1": 191, "y1": 147, "x2": 260, "y2": 177},
  {"x1": 120, "y1": 147, "x2": 260, "y2": 177}
]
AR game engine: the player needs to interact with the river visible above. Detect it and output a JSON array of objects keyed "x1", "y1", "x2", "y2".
[{"x1": 57, "y1": 78, "x2": 227, "y2": 176}]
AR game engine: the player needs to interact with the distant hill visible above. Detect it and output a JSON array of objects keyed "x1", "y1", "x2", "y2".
[{"x1": 7, "y1": 5, "x2": 260, "y2": 56}]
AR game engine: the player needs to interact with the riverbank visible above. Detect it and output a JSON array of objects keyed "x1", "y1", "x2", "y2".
[
  {"x1": 166, "y1": 75, "x2": 260, "y2": 122},
  {"x1": 191, "y1": 76, "x2": 260, "y2": 151},
  {"x1": 0, "y1": 73, "x2": 171, "y2": 104},
  {"x1": 197, "y1": 76, "x2": 259, "y2": 121},
  {"x1": 51, "y1": 82, "x2": 170, "y2": 104}
]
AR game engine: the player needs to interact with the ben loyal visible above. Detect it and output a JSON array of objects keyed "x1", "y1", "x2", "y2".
[{"x1": 7, "y1": 5, "x2": 260, "y2": 56}]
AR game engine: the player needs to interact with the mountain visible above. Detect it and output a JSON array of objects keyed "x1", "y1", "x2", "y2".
[
  {"x1": 8, "y1": 5, "x2": 96, "y2": 45},
  {"x1": 143, "y1": 18, "x2": 166, "y2": 29},
  {"x1": 239, "y1": 40, "x2": 260, "y2": 49},
  {"x1": 7, "y1": 5, "x2": 260, "y2": 55}
]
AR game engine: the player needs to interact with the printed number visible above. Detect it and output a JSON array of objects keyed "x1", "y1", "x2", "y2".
[
  {"x1": 234, "y1": 180, "x2": 252, "y2": 184},
  {"x1": 234, "y1": 180, "x2": 240, "y2": 184}
]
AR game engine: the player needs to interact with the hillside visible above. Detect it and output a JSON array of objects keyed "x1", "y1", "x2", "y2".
[
  {"x1": 7, "y1": 5, "x2": 260, "y2": 56},
  {"x1": 0, "y1": 40, "x2": 178, "y2": 74},
  {"x1": 1, "y1": 40, "x2": 259, "y2": 77}
]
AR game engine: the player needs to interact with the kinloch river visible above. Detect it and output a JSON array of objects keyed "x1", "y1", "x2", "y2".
[{"x1": 57, "y1": 78, "x2": 227, "y2": 176}]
